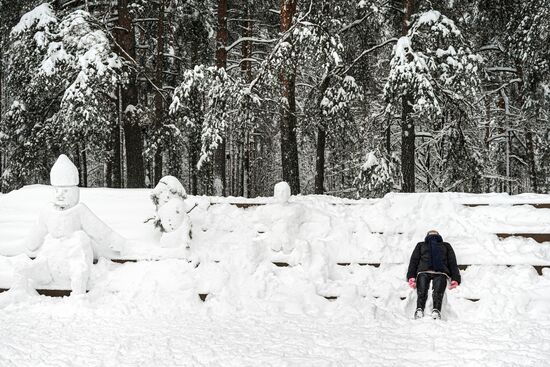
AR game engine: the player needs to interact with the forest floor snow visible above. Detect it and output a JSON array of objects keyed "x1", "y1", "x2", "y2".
[
  {"x1": 1, "y1": 287, "x2": 549, "y2": 367},
  {"x1": 1, "y1": 257, "x2": 550, "y2": 366}
]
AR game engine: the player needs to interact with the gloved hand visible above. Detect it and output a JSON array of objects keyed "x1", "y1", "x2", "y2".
[
  {"x1": 408, "y1": 278, "x2": 416, "y2": 289},
  {"x1": 449, "y1": 280, "x2": 459, "y2": 290}
]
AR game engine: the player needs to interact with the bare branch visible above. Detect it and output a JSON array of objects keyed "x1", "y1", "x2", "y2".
[
  {"x1": 339, "y1": 38, "x2": 398, "y2": 76},
  {"x1": 476, "y1": 79, "x2": 522, "y2": 104}
]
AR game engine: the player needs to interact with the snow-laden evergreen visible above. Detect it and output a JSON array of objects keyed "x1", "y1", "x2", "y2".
[{"x1": 2, "y1": 4, "x2": 123, "y2": 188}]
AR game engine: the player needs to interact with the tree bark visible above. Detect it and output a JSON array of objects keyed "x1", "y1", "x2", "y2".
[
  {"x1": 82, "y1": 147, "x2": 88, "y2": 187},
  {"x1": 153, "y1": 0, "x2": 165, "y2": 184},
  {"x1": 241, "y1": 0, "x2": 252, "y2": 197},
  {"x1": 386, "y1": 117, "x2": 392, "y2": 154},
  {"x1": 402, "y1": 0, "x2": 415, "y2": 36},
  {"x1": 313, "y1": 72, "x2": 332, "y2": 194},
  {"x1": 214, "y1": 0, "x2": 228, "y2": 196},
  {"x1": 0, "y1": 30, "x2": 3, "y2": 192},
  {"x1": 516, "y1": 62, "x2": 538, "y2": 192},
  {"x1": 111, "y1": 86, "x2": 123, "y2": 188},
  {"x1": 190, "y1": 126, "x2": 200, "y2": 195},
  {"x1": 279, "y1": 0, "x2": 300, "y2": 194},
  {"x1": 74, "y1": 147, "x2": 81, "y2": 185},
  {"x1": 400, "y1": 0, "x2": 416, "y2": 192},
  {"x1": 115, "y1": 0, "x2": 144, "y2": 188},
  {"x1": 314, "y1": 127, "x2": 326, "y2": 194},
  {"x1": 401, "y1": 96, "x2": 415, "y2": 192}
]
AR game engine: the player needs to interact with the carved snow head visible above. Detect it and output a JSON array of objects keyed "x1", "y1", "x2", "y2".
[
  {"x1": 50, "y1": 154, "x2": 80, "y2": 210},
  {"x1": 274, "y1": 181, "x2": 291, "y2": 204},
  {"x1": 152, "y1": 175, "x2": 187, "y2": 208}
]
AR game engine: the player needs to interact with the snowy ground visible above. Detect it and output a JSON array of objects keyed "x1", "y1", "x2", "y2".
[
  {"x1": 1, "y1": 263, "x2": 550, "y2": 367},
  {"x1": 1, "y1": 186, "x2": 550, "y2": 365},
  {"x1": 2, "y1": 304, "x2": 549, "y2": 366}
]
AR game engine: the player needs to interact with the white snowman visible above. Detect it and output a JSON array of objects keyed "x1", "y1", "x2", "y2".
[
  {"x1": 150, "y1": 176, "x2": 192, "y2": 248},
  {"x1": 256, "y1": 181, "x2": 305, "y2": 255},
  {"x1": 25, "y1": 154, "x2": 125, "y2": 294}
]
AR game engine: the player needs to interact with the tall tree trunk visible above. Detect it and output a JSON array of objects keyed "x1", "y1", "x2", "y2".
[
  {"x1": 401, "y1": 0, "x2": 415, "y2": 35},
  {"x1": 188, "y1": 41, "x2": 201, "y2": 195},
  {"x1": 190, "y1": 126, "x2": 200, "y2": 195},
  {"x1": 525, "y1": 130, "x2": 537, "y2": 191},
  {"x1": 516, "y1": 62, "x2": 538, "y2": 192},
  {"x1": 241, "y1": 0, "x2": 252, "y2": 197},
  {"x1": 314, "y1": 127, "x2": 326, "y2": 194},
  {"x1": 214, "y1": 0, "x2": 228, "y2": 196},
  {"x1": 279, "y1": 0, "x2": 300, "y2": 194},
  {"x1": 153, "y1": 0, "x2": 165, "y2": 184},
  {"x1": 401, "y1": 96, "x2": 415, "y2": 192},
  {"x1": 105, "y1": 161, "x2": 112, "y2": 187},
  {"x1": 0, "y1": 35, "x2": 3, "y2": 192},
  {"x1": 74, "y1": 146, "x2": 81, "y2": 185},
  {"x1": 527, "y1": 74, "x2": 539, "y2": 193},
  {"x1": 313, "y1": 73, "x2": 332, "y2": 194},
  {"x1": 82, "y1": 147, "x2": 88, "y2": 187},
  {"x1": 400, "y1": 0, "x2": 416, "y2": 192},
  {"x1": 386, "y1": 117, "x2": 392, "y2": 154},
  {"x1": 115, "y1": 0, "x2": 144, "y2": 188},
  {"x1": 111, "y1": 87, "x2": 123, "y2": 188}
]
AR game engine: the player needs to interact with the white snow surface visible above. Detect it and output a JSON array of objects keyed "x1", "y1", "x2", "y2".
[{"x1": 1, "y1": 186, "x2": 550, "y2": 365}]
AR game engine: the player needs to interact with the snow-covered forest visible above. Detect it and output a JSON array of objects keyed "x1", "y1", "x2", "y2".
[{"x1": 0, "y1": 0, "x2": 548, "y2": 197}]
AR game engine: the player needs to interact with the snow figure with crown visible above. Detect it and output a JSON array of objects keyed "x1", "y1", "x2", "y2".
[
  {"x1": 255, "y1": 182, "x2": 304, "y2": 255},
  {"x1": 254, "y1": 182, "x2": 332, "y2": 270},
  {"x1": 150, "y1": 175, "x2": 192, "y2": 248},
  {"x1": 25, "y1": 155, "x2": 125, "y2": 294}
]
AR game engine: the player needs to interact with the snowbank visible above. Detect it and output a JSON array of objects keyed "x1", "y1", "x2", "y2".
[
  {"x1": 1, "y1": 186, "x2": 550, "y2": 364},
  {"x1": 1, "y1": 185, "x2": 549, "y2": 265}
]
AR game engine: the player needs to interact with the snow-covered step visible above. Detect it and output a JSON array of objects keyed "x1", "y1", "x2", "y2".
[
  {"x1": 321, "y1": 295, "x2": 481, "y2": 302},
  {"x1": 0, "y1": 288, "x2": 482, "y2": 303},
  {"x1": 217, "y1": 202, "x2": 550, "y2": 209},
  {"x1": 103, "y1": 259, "x2": 550, "y2": 275},
  {"x1": 463, "y1": 203, "x2": 550, "y2": 209},
  {"x1": 0, "y1": 288, "x2": 211, "y2": 301},
  {"x1": 496, "y1": 233, "x2": 550, "y2": 243},
  {"x1": 273, "y1": 261, "x2": 550, "y2": 275}
]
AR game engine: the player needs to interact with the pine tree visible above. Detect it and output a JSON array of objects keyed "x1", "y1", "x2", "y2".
[
  {"x1": 384, "y1": 8, "x2": 482, "y2": 192},
  {"x1": 1, "y1": 4, "x2": 124, "y2": 189}
]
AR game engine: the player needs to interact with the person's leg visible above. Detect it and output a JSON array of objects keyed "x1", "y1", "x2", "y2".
[
  {"x1": 431, "y1": 274, "x2": 447, "y2": 311},
  {"x1": 416, "y1": 273, "x2": 430, "y2": 311}
]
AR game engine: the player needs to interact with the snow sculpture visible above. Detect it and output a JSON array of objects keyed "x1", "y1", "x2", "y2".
[
  {"x1": 213, "y1": 177, "x2": 224, "y2": 197},
  {"x1": 150, "y1": 176, "x2": 192, "y2": 248},
  {"x1": 256, "y1": 181, "x2": 333, "y2": 269},
  {"x1": 25, "y1": 154, "x2": 125, "y2": 294},
  {"x1": 256, "y1": 181, "x2": 302, "y2": 255},
  {"x1": 274, "y1": 181, "x2": 291, "y2": 204}
]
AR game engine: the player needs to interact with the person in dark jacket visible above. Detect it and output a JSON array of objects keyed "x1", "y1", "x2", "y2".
[{"x1": 406, "y1": 230, "x2": 461, "y2": 319}]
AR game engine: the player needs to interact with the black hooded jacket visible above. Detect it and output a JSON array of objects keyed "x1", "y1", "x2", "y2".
[{"x1": 406, "y1": 239, "x2": 461, "y2": 283}]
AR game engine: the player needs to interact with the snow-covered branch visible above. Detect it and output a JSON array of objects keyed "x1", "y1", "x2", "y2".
[
  {"x1": 486, "y1": 67, "x2": 518, "y2": 74},
  {"x1": 224, "y1": 37, "x2": 277, "y2": 52},
  {"x1": 477, "y1": 79, "x2": 522, "y2": 103}
]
